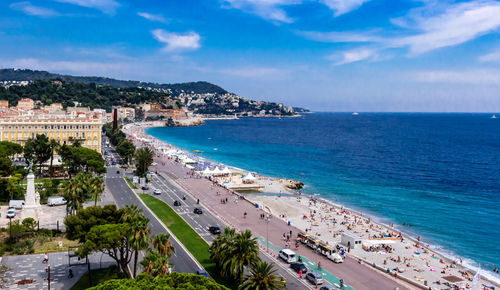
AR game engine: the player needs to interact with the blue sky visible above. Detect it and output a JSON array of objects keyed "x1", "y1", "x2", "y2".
[{"x1": 1, "y1": 0, "x2": 500, "y2": 112}]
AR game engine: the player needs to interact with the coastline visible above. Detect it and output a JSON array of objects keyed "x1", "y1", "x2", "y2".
[{"x1": 125, "y1": 121, "x2": 500, "y2": 289}]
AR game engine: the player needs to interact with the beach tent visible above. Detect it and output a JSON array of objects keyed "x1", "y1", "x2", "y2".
[
  {"x1": 212, "y1": 167, "x2": 223, "y2": 176},
  {"x1": 362, "y1": 240, "x2": 395, "y2": 247},
  {"x1": 243, "y1": 172, "x2": 256, "y2": 181},
  {"x1": 202, "y1": 168, "x2": 214, "y2": 176},
  {"x1": 221, "y1": 167, "x2": 232, "y2": 175}
]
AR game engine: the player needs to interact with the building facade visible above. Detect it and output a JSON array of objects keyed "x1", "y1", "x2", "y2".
[{"x1": 0, "y1": 115, "x2": 103, "y2": 152}]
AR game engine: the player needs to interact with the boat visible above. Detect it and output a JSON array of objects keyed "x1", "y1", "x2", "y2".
[
  {"x1": 193, "y1": 150, "x2": 203, "y2": 153},
  {"x1": 352, "y1": 112, "x2": 359, "y2": 115},
  {"x1": 492, "y1": 114, "x2": 497, "y2": 119}
]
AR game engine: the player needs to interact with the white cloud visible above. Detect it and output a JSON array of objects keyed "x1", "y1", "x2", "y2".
[
  {"x1": 391, "y1": 1, "x2": 500, "y2": 55},
  {"x1": 152, "y1": 29, "x2": 201, "y2": 52},
  {"x1": 413, "y1": 69, "x2": 500, "y2": 84},
  {"x1": 223, "y1": 0, "x2": 301, "y2": 23},
  {"x1": 10, "y1": 2, "x2": 59, "y2": 17},
  {"x1": 479, "y1": 50, "x2": 500, "y2": 63},
  {"x1": 330, "y1": 48, "x2": 376, "y2": 66},
  {"x1": 54, "y1": 0, "x2": 120, "y2": 14},
  {"x1": 319, "y1": 0, "x2": 370, "y2": 16},
  {"x1": 298, "y1": 30, "x2": 383, "y2": 43},
  {"x1": 138, "y1": 12, "x2": 166, "y2": 23}
]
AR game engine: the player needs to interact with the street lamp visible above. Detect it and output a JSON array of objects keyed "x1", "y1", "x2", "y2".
[{"x1": 265, "y1": 215, "x2": 270, "y2": 253}]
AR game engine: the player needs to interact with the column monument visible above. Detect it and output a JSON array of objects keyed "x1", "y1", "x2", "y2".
[{"x1": 23, "y1": 159, "x2": 41, "y2": 219}]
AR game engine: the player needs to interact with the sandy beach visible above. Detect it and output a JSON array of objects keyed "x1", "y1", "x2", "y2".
[{"x1": 123, "y1": 122, "x2": 500, "y2": 290}]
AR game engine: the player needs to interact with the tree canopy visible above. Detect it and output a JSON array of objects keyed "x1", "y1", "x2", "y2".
[{"x1": 88, "y1": 272, "x2": 229, "y2": 290}]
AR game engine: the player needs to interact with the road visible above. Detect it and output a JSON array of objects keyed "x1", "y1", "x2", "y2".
[
  {"x1": 104, "y1": 156, "x2": 201, "y2": 275},
  {"x1": 145, "y1": 171, "x2": 312, "y2": 290}
]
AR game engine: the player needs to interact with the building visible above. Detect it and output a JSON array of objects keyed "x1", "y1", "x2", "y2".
[
  {"x1": 45, "y1": 103, "x2": 63, "y2": 111},
  {"x1": 116, "y1": 107, "x2": 136, "y2": 120},
  {"x1": 0, "y1": 111, "x2": 104, "y2": 153},
  {"x1": 16, "y1": 98, "x2": 35, "y2": 111},
  {"x1": 0, "y1": 100, "x2": 8, "y2": 108},
  {"x1": 144, "y1": 109, "x2": 186, "y2": 120}
]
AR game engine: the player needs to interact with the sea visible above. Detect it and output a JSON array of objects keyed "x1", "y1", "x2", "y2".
[{"x1": 146, "y1": 113, "x2": 500, "y2": 282}]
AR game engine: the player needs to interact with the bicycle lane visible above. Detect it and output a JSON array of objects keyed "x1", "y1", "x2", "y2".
[{"x1": 257, "y1": 236, "x2": 355, "y2": 290}]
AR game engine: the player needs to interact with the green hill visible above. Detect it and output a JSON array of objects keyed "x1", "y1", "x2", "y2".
[{"x1": 0, "y1": 68, "x2": 227, "y2": 96}]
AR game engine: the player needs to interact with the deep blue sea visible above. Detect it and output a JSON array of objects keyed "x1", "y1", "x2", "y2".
[{"x1": 147, "y1": 113, "x2": 500, "y2": 281}]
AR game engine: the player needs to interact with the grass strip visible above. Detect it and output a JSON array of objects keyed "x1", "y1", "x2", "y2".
[
  {"x1": 124, "y1": 177, "x2": 138, "y2": 189},
  {"x1": 70, "y1": 265, "x2": 126, "y2": 290},
  {"x1": 139, "y1": 194, "x2": 236, "y2": 289}
]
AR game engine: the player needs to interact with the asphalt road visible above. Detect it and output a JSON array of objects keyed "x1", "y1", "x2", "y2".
[
  {"x1": 104, "y1": 163, "x2": 201, "y2": 275},
  {"x1": 146, "y1": 172, "x2": 312, "y2": 290}
]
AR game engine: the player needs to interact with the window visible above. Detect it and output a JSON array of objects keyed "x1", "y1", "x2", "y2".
[
  {"x1": 94, "y1": 140, "x2": 97, "y2": 145},
  {"x1": 82, "y1": 132, "x2": 85, "y2": 138},
  {"x1": 87, "y1": 140, "x2": 91, "y2": 145}
]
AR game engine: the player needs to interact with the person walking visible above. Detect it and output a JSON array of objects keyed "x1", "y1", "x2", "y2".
[{"x1": 42, "y1": 253, "x2": 48, "y2": 264}]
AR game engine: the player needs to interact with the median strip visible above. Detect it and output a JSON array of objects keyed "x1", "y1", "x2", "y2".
[{"x1": 139, "y1": 194, "x2": 236, "y2": 289}]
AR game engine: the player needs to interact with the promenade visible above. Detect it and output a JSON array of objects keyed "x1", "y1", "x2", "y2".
[{"x1": 151, "y1": 156, "x2": 412, "y2": 290}]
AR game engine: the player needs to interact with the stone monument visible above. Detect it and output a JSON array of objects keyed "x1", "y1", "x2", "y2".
[{"x1": 22, "y1": 159, "x2": 40, "y2": 219}]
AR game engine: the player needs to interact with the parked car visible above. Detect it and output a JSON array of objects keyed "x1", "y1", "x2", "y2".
[
  {"x1": 306, "y1": 272, "x2": 324, "y2": 285},
  {"x1": 6, "y1": 208, "x2": 16, "y2": 218},
  {"x1": 47, "y1": 196, "x2": 67, "y2": 206},
  {"x1": 319, "y1": 286, "x2": 335, "y2": 290},
  {"x1": 279, "y1": 249, "x2": 298, "y2": 263},
  {"x1": 208, "y1": 226, "x2": 221, "y2": 234},
  {"x1": 173, "y1": 200, "x2": 181, "y2": 206},
  {"x1": 9, "y1": 200, "x2": 24, "y2": 209},
  {"x1": 290, "y1": 262, "x2": 308, "y2": 274},
  {"x1": 193, "y1": 207, "x2": 203, "y2": 214},
  {"x1": 142, "y1": 186, "x2": 149, "y2": 190},
  {"x1": 153, "y1": 189, "x2": 161, "y2": 195},
  {"x1": 151, "y1": 162, "x2": 158, "y2": 166},
  {"x1": 196, "y1": 270, "x2": 208, "y2": 277}
]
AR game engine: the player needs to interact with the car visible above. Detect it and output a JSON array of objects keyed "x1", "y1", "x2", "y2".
[
  {"x1": 319, "y1": 286, "x2": 335, "y2": 290},
  {"x1": 193, "y1": 208, "x2": 203, "y2": 214},
  {"x1": 151, "y1": 162, "x2": 158, "y2": 166},
  {"x1": 278, "y1": 249, "x2": 298, "y2": 263},
  {"x1": 173, "y1": 200, "x2": 181, "y2": 206},
  {"x1": 116, "y1": 170, "x2": 120, "y2": 174},
  {"x1": 153, "y1": 189, "x2": 161, "y2": 195},
  {"x1": 306, "y1": 272, "x2": 324, "y2": 285},
  {"x1": 47, "y1": 196, "x2": 67, "y2": 206},
  {"x1": 6, "y1": 208, "x2": 16, "y2": 218},
  {"x1": 208, "y1": 226, "x2": 221, "y2": 234},
  {"x1": 290, "y1": 262, "x2": 308, "y2": 274},
  {"x1": 196, "y1": 270, "x2": 208, "y2": 277},
  {"x1": 142, "y1": 186, "x2": 149, "y2": 190}
]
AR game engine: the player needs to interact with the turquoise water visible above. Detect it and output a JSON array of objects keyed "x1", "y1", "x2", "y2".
[{"x1": 146, "y1": 113, "x2": 500, "y2": 282}]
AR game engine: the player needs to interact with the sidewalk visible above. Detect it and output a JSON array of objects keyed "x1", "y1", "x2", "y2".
[{"x1": 0, "y1": 252, "x2": 115, "y2": 289}]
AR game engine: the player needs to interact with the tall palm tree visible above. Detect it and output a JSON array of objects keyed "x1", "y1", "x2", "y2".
[
  {"x1": 210, "y1": 227, "x2": 236, "y2": 271},
  {"x1": 152, "y1": 233, "x2": 175, "y2": 258},
  {"x1": 223, "y1": 230, "x2": 260, "y2": 282},
  {"x1": 48, "y1": 139, "x2": 59, "y2": 177},
  {"x1": 240, "y1": 261, "x2": 285, "y2": 290},
  {"x1": 121, "y1": 205, "x2": 151, "y2": 278},
  {"x1": 141, "y1": 249, "x2": 170, "y2": 276}
]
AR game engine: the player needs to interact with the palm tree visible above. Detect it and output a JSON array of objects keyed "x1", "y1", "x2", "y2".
[
  {"x1": 134, "y1": 147, "x2": 153, "y2": 177},
  {"x1": 210, "y1": 227, "x2": 236, "y2": 271},
  {"x1": 223, "y1": 230, "x2": 259, "y2": 282},
  {"x1": 121, "y1": 205, "x2": 151, "y2": 278},
  {"x1": 48, "y1": 139, "x2": 59, "y2": 177},
  {"x1": 90, "y1": 175, "x2": 104, "y2": 206},
  {"x1": 141, "y1": 249, "x2": 170, "y2": 276},
  {"x1": 62, "y1": 172, "x2": 96, "y2": 214},
  {"x1": 240, "y1": 261, "x2": 285, "y2": 290},
  {"x1": 152, "y1": 233, "x2": 175, "y2": 258}
]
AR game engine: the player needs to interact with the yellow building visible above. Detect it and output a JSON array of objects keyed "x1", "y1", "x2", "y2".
[
  {"x1": 16, "y1": 98, "x2": 35, "y2": 111},
  {"x1": 0, "y1": 114, "x2": 103, "y2": 153}
]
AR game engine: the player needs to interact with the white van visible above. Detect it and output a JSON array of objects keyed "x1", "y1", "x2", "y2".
[
  {"x1": 47, "y1": 196, "x2": 67, "y2": 206},
  {"x1": 9, "y1": 200, "x2": 25, "y2": 209},
  {"x1": 279, "y1": 249, "x2": 298, "y2": 263},
  {"x1": 327, "y1": 252, "x2": 344, "y2": 263}
]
